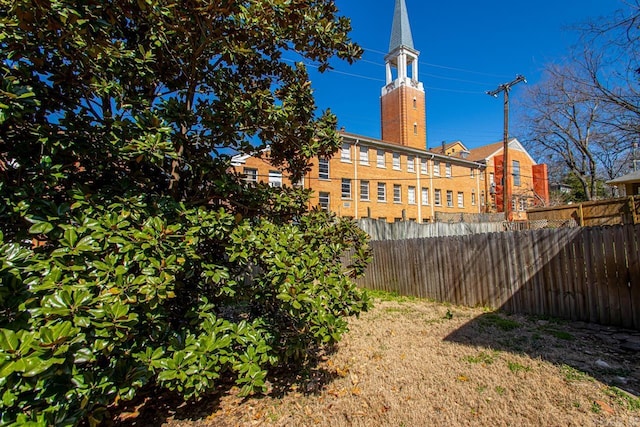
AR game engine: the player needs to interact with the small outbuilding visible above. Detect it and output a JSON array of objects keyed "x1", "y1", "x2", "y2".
[{"x1": 607, "y1": 170, "x2": 640, "y2": 196}]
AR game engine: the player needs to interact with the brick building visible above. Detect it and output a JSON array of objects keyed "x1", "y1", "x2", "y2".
[{"x1": 232, "y1": 0, "x2": 549, "y2": 222}]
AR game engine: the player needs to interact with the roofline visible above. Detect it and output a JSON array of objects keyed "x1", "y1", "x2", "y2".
[{"x1": 340, "y1": 131, "x2": 486, "y2": 168}]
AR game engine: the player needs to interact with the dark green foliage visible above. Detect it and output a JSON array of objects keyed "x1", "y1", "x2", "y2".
[{"x1": 0, "y1": 1, "x2": 370, "y2": 425}]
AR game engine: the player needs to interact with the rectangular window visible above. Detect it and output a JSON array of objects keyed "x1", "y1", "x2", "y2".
[
  {"x1": 519, "y1": 197, "x2": 526, "y2": 211},
  {"x1": 377, "y1": 182, "x2": 386, "y2": 202},
  {"x1": 513, "y1": 160, "x2": 521, "y2": 186},
  {"x1": 457, "y1": 191, "x2": 464, "y2": 208},
  {"x1": 268, "y1": 170, "x2": 282, "y2": 187},
  {"x1": 393, "y1": 184, "x2": 401, "y2": 203},
  {"x1": 341, "y1": 178, "x2": 351, "y2": 199},
  {"x1": 319, "y1": 192, "x2": 330, "y2": 211},
  {"x1": 512, "y1": 196, "x2": 517, "y2": 211},
  {"x1": 471, "y1": 190, "x2": 476, "y2": 206},
  {"x1": 392, "y1": 153, "x2": 401, "y2": 170},
  {"x1": 408, "y1": 186, "x2": 416, "y2": 204},
  {"x1": 421, "y1": 187, "x2": 429, "y2": 205},
  {"x1": 407, "y1": 156, "x2": 415, "y2": 173},
  {"x1": 433, "y1": 161, "x2": 440, "y2": 176},
  {"x1": 292, "y1": 177, "x2": 304, "y2": 188},
  {"x1": 420, "y1": 157, "x2": 428, "y2": 174},
  {"x1": 470, "y1": 167, "x2": 475, "y2": 178},
  {"x1": 244, "y1": 167, "x2": 257, "y2": 184},
  {"x1": 318, "y1": 158, "x2": 329, "y2": 180},
  {"x1": 341, "y1": 143, "x2": 351, "y2": 162},
  {"x1": 447, "y1": 190, "x2": 453, "y2": 207},
  {"x1": 445, "y1": 163, "x2": 452, "y2": 178},
  {"x1": 490, "y1": 172, "x2": 495, "y2": 185},
  {"x1": 360, "y1": 180, "x2": 370, "y2": 201},
  {"x1": 481, "y1": 191, "x2": 486, "y2": 206},
  {"x1": 434, "y1": 189, "x2": 442, "y2": 206},
  {"x1": 377, "y1": 149, "x2": 386, "y2": 168},
  {"x1": 359, "y1": 146, "x2": 369, "y2": 165}
]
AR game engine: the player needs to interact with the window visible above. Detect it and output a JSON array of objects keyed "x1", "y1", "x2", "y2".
[
  {"x1": 292, "y1": 177, "x2": 304, "y2": 188},
  {"x1": 519, "y1": 197, "x2": 526, "y2": 211},
  {"x1": 408, "y1": 186, "x2": 416, "y2": 204},
  {"x1": 377, "y1": 149, "x2": 386, "y2": 168},
  {"x1": 360, "y1": 180, "x2": 370, "y2": 201},
  {"x1": 318, "y1": 158, "x2": 329, "y2": 180},
  {"x1": 392, "y1": 153, "x2": 401, "y2": 170},
  {"x1": 513, "y1": 160, "x2": 521, "y2": 186},
  {"x1": 377, "y1": 182, "x2": 386, "y2": 202},
  {"x1": 433, "y1": 161, "x2": 440, "y2": 176},
  {"x1": 445, "y1": 163, "x2": 452, "y2": 178},
  {"x1": 481, "y1": 191, "x2": 485, "y2": 206},
  {"x1": 457, "y1": 192, "x2": 464, "y2": 208},
  {"x1": 407, "y1": 155, "x2": 415, "y2": 173},
  {"x1": 421, "y1": 187, "x2": 429, "y2": 205},
  {"x1": 434, "y1": 189, "x2": 442, "y2": 206},
  {"x1": 268, "y1": 170, "x2": 282, "y2": 187},
  {"x1": 359, "y1": 146, "x2": 369, "y2": 165},
  {"x1": 341, "y1": 178, "x2": 351, "y2": 199},
  {"x1": 471, "y1": 190, "x2": 476, "y2": 206},
  {"x1": 447, "y1": 190, "x2": 453, "y2": 207},
  {"x1": 511, "y1": 196, "x2": 517, "y2": 211},
  {"x1": 319, "y1": 192, "x2": 330, "y2": 211},
  {"x1": 412, "y1": 97, "x2": 417, "y2": 109},
  {"x1": 420, "y1": 157, "x2": 428, "y2": 174},
  {"x1": 341, "y1": 143, "x2": 351, "y2": 162},
  {"x1": 393, "y1": 184, "x2": 401, "y2": 203},
  {"x1": 489, "y1": 172, "x2": 495, "y2": 185},
  {"x1": 470, "y1": 168, "x2": 475, "y2": 178},
  {"x1": 244, "y1": 168, "x2": 257, "y2": 184},
  {"x1": 413, "y1": 123, "x2": 418, "y2": 135}
]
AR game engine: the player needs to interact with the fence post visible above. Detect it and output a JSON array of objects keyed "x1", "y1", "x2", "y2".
[
  {"x1": 629, "y1": 197, "x2": 638, "y2": 225},
  {"x1": 578, "y1": 204, "x2": 585, "y2": 226}
]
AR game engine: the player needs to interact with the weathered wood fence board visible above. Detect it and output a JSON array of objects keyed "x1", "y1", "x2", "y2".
[
  {"x1": 353, "y1": 224, "x2": 640, "y2": 330},
  {"x1": 527, "y1": 196, "x2": 640, "y2": 226}
]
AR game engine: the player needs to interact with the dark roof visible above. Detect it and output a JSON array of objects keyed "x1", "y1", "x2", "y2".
[{"x1": 389, "y1": 0, "x2": 415, "y2": 52}]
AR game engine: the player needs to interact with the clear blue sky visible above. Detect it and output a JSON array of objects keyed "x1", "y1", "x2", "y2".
[{"x1": 304, "y1": 0, "x2": 628, "y2": 152}]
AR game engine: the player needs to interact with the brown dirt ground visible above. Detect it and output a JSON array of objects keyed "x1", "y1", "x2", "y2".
[{"x1": 123, "y1": 295, "x2": 640, "y2": 427}]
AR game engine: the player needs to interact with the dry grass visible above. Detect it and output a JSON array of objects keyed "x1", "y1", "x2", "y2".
[{"x1": 149, "y1": 293, "x2": 640, "y2": 427}]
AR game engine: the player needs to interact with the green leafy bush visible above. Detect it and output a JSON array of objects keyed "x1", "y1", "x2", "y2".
[{"x1": 0, "y1": 0, "x2": 369, "y2": 424}]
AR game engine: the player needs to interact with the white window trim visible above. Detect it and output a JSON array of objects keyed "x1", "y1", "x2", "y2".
[
  {"x1": 359, "y1": 146, "x2": 369, "y2": 165},
  {"x1": 408, "y1": 186, "x2": 416, "y2": 205},
  {"x1": 377, "y1": 183, "x2": 387, "y2": 202},
  {"x1": 360, "y1": 180, "x2": 370, "y2": 201},
  {"x1": 393, "y1": 184, "x2": 402, "y2": 203},
  {"x1": 340, "y1": 143, "x2": 351, "y2": 163},
  {"x1": 377, "y1": 150, "x2": 386, "y2": 168},
  {"x1": 341, "y1": 178, "x2": 352, "y2": 199},
  {"x1": 392, "y1": 153, "x2": 401, "y2": 170},
  {"x1": 407, "y1": 156, "x2": 415, "y2": 173}
]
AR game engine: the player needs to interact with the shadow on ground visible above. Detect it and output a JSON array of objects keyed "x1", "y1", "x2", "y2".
[
  {"x1": 111, "y1": 349, "x2": 340, "y2": 426},
  {"x1": 443, "y1": 311, "x2": 640, "y2": 397}
]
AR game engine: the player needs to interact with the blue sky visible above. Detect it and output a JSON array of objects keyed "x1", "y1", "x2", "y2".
[{"x1": 303, "y1": 0, "x2": 628, "y2": 152}]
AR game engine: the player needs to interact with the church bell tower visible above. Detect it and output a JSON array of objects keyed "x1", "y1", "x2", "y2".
[{"x1": 380, "y1": 0, "x2": 427, "y2": 150}]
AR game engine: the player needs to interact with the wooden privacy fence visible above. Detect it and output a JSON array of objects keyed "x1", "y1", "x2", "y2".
[
  {"x1": 356, "y1": 218, "x2": 506, "y2": 241},
  {"x1": 354, "y1": 224, "x2": 640, "y2": 330},
  {"x1": 527, "y1": 196, "x2": 639, "y2": 226}
]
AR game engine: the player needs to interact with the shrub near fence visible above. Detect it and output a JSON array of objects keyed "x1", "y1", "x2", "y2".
[{"x1": 354, "y1": 224, "x2": 640, "y2": 330}]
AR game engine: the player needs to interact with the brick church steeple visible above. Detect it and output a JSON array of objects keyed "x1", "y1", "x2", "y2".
[{"x1": 381, "y1": 0, "x2": 427, "y2": 150}]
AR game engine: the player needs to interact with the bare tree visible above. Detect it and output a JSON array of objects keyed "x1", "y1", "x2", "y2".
[
  {"x1": 517, "y1": 1, "x2": 640, "y2": 200},
  {"x1": 519, "y1": 64, "x2": 613, "y2": 200}
]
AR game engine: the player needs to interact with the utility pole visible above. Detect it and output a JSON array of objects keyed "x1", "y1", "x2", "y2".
[{"x1": 487, "y1": 74, "x2": 526, "y2": 221}]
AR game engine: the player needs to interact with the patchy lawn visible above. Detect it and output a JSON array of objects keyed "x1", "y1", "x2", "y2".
[{"x1": 125, "y1": 292, "x2": 640, "y2": 426}]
